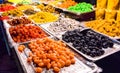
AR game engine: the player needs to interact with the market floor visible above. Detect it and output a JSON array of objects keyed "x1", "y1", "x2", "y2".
[{"x1": 95, "y1": 51, "x2": 120, "y2": 73}]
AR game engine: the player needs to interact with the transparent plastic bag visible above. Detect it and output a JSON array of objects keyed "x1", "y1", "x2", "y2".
[
  {"x1": 105, "y1": 9, "x2": 117, "y2": 20},
  {"x1": 96, "y1": 8, "x2": 105, "y2": 19},
  {"x1": 97, "y1": 0, "x2": 107, "y2": 9}
]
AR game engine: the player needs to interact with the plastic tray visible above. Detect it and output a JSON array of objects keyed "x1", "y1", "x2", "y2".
[
  {"x1": 13, "y1": 37, "x2": 101, "y2": 73},
  {"x1": 58, "y1": 29, "x2": 120, "y2": 61}
]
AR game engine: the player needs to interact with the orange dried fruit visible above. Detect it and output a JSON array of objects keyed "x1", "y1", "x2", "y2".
[
  {"x1": 35, "y1": 67, "x2": 42, "y2": 73},
  {"x1": 53, "y1": 67, "x2": 60, "y2": 73}
]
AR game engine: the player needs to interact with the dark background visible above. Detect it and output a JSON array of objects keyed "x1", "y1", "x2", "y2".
[{"x1": 75, "y1": 0, "x2": 96, "y2": 5}]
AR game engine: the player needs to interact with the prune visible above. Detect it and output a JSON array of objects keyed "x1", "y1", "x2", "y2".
[
  {"x1": 108, "y1": 41, "x2": 114, "y2": 48},
  {"x1": 62, "y1": 29, "x2": 114, "y2": 57},
  {"x1": 75, "y1": 47, "x2": 81, "y2": 50},
  {"x1": 85, "y1": 49, "x2": 91, "y2": 55},
  {"x1": 88, "y1": 46, "x2": 95, "y2": 51},
  {"x1": 96, "y1": 49, "x2": 105, "y2": 56},
  {"x1": 73, "y1": 40, "x2": 80, "y2": 47},
  {"x1": 62, "y1": 35, "x2": 69, "y2": 42},
  {"x1": 102, "y1": 42, "x2": 108, "y2": 48},
  {"x1": 80, "y1": 48, "x2": 86, "y2": 54}
]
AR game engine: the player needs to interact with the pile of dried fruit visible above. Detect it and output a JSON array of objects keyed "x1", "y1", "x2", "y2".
[
  {"x1": 85, "y1": 20, "x2": 120, "y2": 37},
  {"x1": 2, "y1": 9, "x2": 23, "y2": 17},
  {"x1": 23, "y1": 9, "x2": 38, "y2": 15},
  {"x1": 62, "y1": 29, "x2": 114, "y2": 57},
  {"x1": 30, "y1": 2, "x2": 40, "y2": 6},
  {"x1": 0, "y1": 4, "x2": 16, "y2": 12},
  {"x1": 28, "y1": 12, "x2": 58, "y2": 24},
  {"x1": 16, "y1": 3, "x2": 24, "y2": 7},
  {"x1": 0, "y1": 4, "x2": 11, "y2": 7},
  {"x1": 7, "y1": 17, "x2": 33, "y2": 26},
  {"x1": 37, "y1": 4, "x2": 56, "y2": 13},
  {"x1": 48, "y1": 18, "x2": 82, "y2": 33},
  {"x1": 68, "y1": 2, "x2": 93, "y2": 13},
  {"x1": 16, "y1": 5, "x2": 33, "y2": 11},
  {"x1": 26, "y1": 38, "x2": 75, "y2": 73},
  {"x1": 47, "y1": 0, "x2": 61, "y2": 6},
  {"x1": 9, "y1": 25, "x2": 48, "y2": 42},
  {"x1": 58, "y1": 0, "x2": 77, "y2": 8},
  {"x1": 0, "y1": 16, "x2": 9, "y2": 20}
]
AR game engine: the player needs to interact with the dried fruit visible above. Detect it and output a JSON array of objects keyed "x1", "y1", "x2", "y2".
[
  {"x1": 58, "y1": 0, "x2": 77, "y2": 8},
  {"x1": 28, "y1": 12, "x2": 58, "y2": 24},
  {"x1": 85, "y1": 20, "x2": 120, "y2": 37},
  {"x1": 2, "y1": 9, "x2": 23, "y2": 17},
  {"x1": 27, "y1": 38, "x2": 75, "y2": 73},
  {"x1": 24, "y1": 9, "x2": 38, "y2": 15},
  {"x1": 37, "y1": 4, "x2": 56, "y2": 13},
  {"x1": 62, "y1": 29, "x2": 114, "y2": 57},
  {"x1": 7, "y1": 17, "x2": 33, "y2": 26},
  {"x1": 9, "y1": 25, "x2": 48, "y2": 43},
  {"x1": 18, "y1": 45, "x2": 25, "y2": 52}
]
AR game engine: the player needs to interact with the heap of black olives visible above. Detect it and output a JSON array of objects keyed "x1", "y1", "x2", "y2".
[{"x1": 62, "y1": 29, "x2": 114, "y2": 57}]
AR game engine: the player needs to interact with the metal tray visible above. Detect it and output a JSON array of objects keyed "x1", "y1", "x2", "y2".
[
  {"x1": 13, "y1": 37, "x2": 101, "y2": 73},
  {"x1": 39, "y1": 20, "x2": 85, "y2": 38},
  {"x1": 53, "y1": 6, "x2": 95, "y2": 21},
  {"x1": 81, "y1": 22, "x2": 120, "y2": 44},
  {"x1": 4, "y1": 24, "x2": 51, "y2": 48},
  {"x1": 40, "y1": 22, "x2": 67, "y2": 37},
  {"x1": 56, "y1": 6, "x2": 95, "y2": 15},
  {"x1": 58, "y1": 29, "x2": 120, "y2": 61},
  {"x1": 3, "y1": 20, "x2": 11, "y2": 28},
  {"x1": 3, "y1": 17, "x2": 34, "y2": 28}
]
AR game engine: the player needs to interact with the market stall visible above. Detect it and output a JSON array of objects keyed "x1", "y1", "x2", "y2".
[{"x1": 1, "y1": 0, "x2": 120, "y2": 73}]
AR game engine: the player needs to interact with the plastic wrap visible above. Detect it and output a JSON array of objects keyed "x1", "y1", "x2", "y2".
[
  {"x1": 105, "y1": 9, "x2": 117, "y2": 20},
  {"x1": 13, "y1": 37, "x2": 100, "y2": 73},
  {"x1": 107, "y1": 0, "x2": 119, "y2": 10},
  {"x1": 97, "y1": 0, "x2": 107, "y2": 9},
  {"x1": 95, "y1": 8, "x2": 105, "y2": 19},
  {"x1": 116, "y1": 10, "x2": 120, "y2": 21}
]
